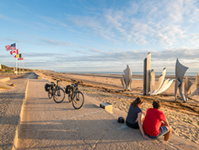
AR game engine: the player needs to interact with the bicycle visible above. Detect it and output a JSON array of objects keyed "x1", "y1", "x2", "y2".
[
  {"x1": 44, "y1": 80, "x2": 65, "y2": 103},
  {"x1": 65, "y1": 81, "x2": 84, "y2": 109}
]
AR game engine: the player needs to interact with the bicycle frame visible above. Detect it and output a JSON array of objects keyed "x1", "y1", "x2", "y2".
[
  {"x1": 48, "y1": 80, "x2": 60, "y2": 97},
  {"x1": 65, "y1": 82, "x2": 84, "y2": 109}
]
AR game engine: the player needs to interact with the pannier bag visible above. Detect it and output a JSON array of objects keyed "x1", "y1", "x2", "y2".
[
  {"x1": 65, "y1": 85, "x2": 71, "y2": 94},
  {"x1": 45, "y1": 83, "x2": 51, "y2": 92}
]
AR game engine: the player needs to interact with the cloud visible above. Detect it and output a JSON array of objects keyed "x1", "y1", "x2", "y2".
[
  {"x1": 50, "y1": 48, "x2": 199, "y2": 63},
  {"x1": 40, "y1": 38, "x2": 73, "y2": 46},
  {"x1": 63, "y1": 0, "x2": 199, "y2": 48},
  {"x1": 39, "y1": 16, "x2": 68, "y2": 28},
  {"x1": 0, "y1": 13, "x2": 20, "y2": 23},
  {"x1": 0, "y1": 14, "x2": 10, "y2": 21},
  {"x1": 20, "y1": 47, "x2": 199, "y2": 72}
]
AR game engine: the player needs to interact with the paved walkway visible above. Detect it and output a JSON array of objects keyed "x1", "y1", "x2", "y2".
[
  {"x1": 15, "y1": 79, "x2": 198, "y2": 150},
  {"x1": 0, "y1": 72, "x2": 38, "y2": 150}
]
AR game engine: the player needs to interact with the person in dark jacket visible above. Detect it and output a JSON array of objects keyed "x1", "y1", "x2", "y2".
[{"x1": 126, "y1": 97, "x2": 149, "y2": 140}]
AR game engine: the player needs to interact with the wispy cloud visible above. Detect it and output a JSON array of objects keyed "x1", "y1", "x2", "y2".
[
  {"x1": 39, "y1": 48, "x2": 198, "y2": 63},
  {"x1": 65, "y1": 0, "x2": 199, "y2": 48},
  {"x1": 40, "y1": 38, "x2": 73, "y2": 46},
  {"x1": 39, "y1": 16, "x2": 68, "y2": 28}
]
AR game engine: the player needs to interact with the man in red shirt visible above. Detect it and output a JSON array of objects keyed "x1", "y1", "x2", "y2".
[{"x1": 143, "y1": 100, "x2": 172, "y2": 141}]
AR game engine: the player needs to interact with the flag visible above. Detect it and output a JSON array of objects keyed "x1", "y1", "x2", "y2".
[
  {"x1": 5, "y1": 43, "x2": 16, "y2": 51},
  {"x1": 10, "y1": 49, "x2": 18, "y2": 55},
  {"x1": 18, "y1": 53, "x2": 23, "y2": 60},
  {"x1": 14, "y1": 54, "x2": 19, "y2": 58},
  {"x1": 18, "y1": 58, "x2": 23, "y2": 60}
]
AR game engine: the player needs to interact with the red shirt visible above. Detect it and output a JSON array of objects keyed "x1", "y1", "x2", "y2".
[{"x1": 143, "y1": 108, "x2": 166, "y2": 136}]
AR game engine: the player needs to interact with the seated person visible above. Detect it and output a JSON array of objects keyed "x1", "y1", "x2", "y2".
[
  {"x1": 126, "y1": 97, "x2": 149, "y2": 140},
  {"x1": 143, "y1": 100, "x2": 172, "y2": 141}
]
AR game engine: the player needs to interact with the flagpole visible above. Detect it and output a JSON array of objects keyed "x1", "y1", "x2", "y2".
[
  {"x1": 23, "y1": 59, "x2": 24, "y2": 73},
  {"x1": 19, "y1": 59, "x2": 20, "y2": 74},
  {"x1": 16, "y1": 58, "x2": 18, "y2": 75}
]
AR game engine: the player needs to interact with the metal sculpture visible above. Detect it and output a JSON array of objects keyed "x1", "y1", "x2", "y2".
[
  {"x1": 143, "y1": 53, "x2": 173, "y2": 96},
  {"x1": 190, "y1": 73, "x2": 199, "y2": 97},
  {"x1": 121, "y1": 65, "x2": 132, "y2": 91},
  {"x1": 150, "y1": 69, "x2": 155, "y2": 95},
  {"x1": 175, "y1": 59, "x2": 189, "y2": 102},
  {"x1": 184, "y1": 77, "x2": 193, "y2": 100},
  {"x1": 151, "y1": 68, "x2": 173, "y2": 95},
  {"x1": 153, "y1": 68, "x2": 167, "y2": 94},
  {"x1": 143, "y1": 52, "x2": 151, "y2": 95},
  {"x1": 155, "y1": 79, "x2": 173, "y2": 95}
]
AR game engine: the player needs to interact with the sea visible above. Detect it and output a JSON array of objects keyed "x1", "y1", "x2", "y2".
[{"x1": 63, "y1": 71, "x2": 198, "y2": 77}]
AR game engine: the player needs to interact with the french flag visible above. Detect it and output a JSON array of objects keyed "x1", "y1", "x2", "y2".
[{"x1": 5, "y1": 43, "x2": 16, "y2": 51}]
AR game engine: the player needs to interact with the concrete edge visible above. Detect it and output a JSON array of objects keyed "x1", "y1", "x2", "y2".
[
  {"x1": 0, "y1": 77, "x2": 10, "y2": 82},
  {"x1": 12, "y1": 79, "x2": 30, "y2": 150}
]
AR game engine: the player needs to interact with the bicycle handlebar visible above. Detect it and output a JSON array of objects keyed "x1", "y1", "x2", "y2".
[{"x1": 71, "y1": 81, "x2": 80, "y2": 88}]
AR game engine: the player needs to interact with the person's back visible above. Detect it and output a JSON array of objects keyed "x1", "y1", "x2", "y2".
[
  {"x1": 126, "y1": 105, "x2": 142, "y2": 128},
  {"x1": 143, "y1": 100, "x2": 172, "y2": 141},
  {"x1": 143, "y1": 108, "x2": 166, "y2": 136}
]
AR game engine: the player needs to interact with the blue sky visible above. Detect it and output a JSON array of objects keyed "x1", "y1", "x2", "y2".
[{"x1": 0, "y1": 0, "x2": 199, "y2": 73}]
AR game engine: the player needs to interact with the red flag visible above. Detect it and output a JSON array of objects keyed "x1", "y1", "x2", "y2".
[
  {"x1": 18, "y1": 58, "x2": 23, "y2": 60},
  {"x1": 5, "y1": 43, "x2": 16, "y2": 51},
  {"x1": 10, "y1": 49, "x2": 18, "y2": 55}
]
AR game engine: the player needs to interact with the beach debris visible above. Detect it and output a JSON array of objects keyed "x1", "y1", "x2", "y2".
[
  {"x1": 143, "y1": 52, "x2": 151, "y2": 95},
  {"x1": 175, "y1": 59, "x2": 189, "y2": 103},
  {"x1": 121, "y1": 65, "x2": 132, "y2": 91}
]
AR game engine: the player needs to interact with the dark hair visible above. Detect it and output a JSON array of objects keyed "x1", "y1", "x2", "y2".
[
  {"x1": 152, "y1": 100, "x2": 161, "y2": 109},
  {"x1": 131, "y1": 97, "x2": 143, "y2": 108}
]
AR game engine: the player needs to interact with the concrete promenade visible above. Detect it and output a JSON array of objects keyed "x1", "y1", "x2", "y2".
[{"x1": 14, "y1": 78, "x2": 198, "y2": 150}]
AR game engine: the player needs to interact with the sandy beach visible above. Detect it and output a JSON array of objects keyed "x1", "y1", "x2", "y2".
[{"x1": 37, "y1": 71, "x2": 199, "y2": 145}]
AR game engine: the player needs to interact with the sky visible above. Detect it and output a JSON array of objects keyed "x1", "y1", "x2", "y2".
[{"x1": 0, "y1": 0, "x2": 199, "y2": 74}]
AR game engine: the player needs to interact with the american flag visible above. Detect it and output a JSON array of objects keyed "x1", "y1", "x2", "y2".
[{"x1": 5, "y1": 43, "x2": 16, "y2": 51}]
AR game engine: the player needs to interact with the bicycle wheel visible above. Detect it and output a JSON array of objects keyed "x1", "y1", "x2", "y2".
[
  {"x1": 72, "y1": 91, "x2": 84, "y2": 109},
  {"x1": 53, "y1": 87, "x2": 65, "y2": 103},
  {"x1": 48, "y1": 90, "x2": 52, "y2": 99}
]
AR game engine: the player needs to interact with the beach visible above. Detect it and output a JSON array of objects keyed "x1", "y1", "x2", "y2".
[{"x1": 37, "y1": 71, "x2": 199, "y2": 144}]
